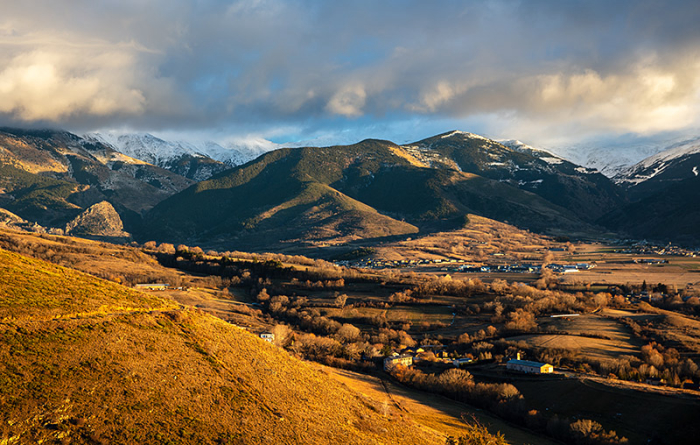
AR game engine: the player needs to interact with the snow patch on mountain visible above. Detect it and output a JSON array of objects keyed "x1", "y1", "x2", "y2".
[
  {"x1": 499, "y1": 139, "x2": 553, "y2": 155},
  {"x1": 441, "y1": 130, "x2": 489, "y2": 141},
  {"x1": 547, "y1": 140, "x2": 685, "y2": 178},
  {"x1": 540, "y1": 157, "x2": 563, "y2": 165},
  {"x1": 614, "y1": 137, "x2": 700, "y2": 184},
  {"x1": 633, "y1": 137, "x2": 700, "y2": 170}
]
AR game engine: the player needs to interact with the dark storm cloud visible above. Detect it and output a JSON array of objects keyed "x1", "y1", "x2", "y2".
[{"x1": 0, "y1": 0, "x2": 698, "y2": 143}]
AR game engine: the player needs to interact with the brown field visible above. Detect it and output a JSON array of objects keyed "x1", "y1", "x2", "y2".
[
  {"x1": 606, "y1": 307, "x2": 700, "y2": 355},
  {"x1": 508, "y1": 333, "x2": 639, "y2": 363},
  {"x1": 561, "y1": 260, "x2": 700, "y2": 288}
]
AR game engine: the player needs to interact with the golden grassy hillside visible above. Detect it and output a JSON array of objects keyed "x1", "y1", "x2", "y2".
[
  {"x1": 0, "y1": 249, "x2": 177, "y2": 321},
  {"x1": 0, "y1": 248, "x2": 457, "y2": 444}
]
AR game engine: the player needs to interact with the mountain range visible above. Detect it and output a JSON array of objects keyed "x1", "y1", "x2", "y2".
[
  {"x1": 0, "y1": 128, "x2": 194, "y2": 230},
  {"x1": 2, "y1": 127, "x2": 700, "y2": 248},
  {"x1": 84, "y1": 132, "x2": 277, "y2": 181}
]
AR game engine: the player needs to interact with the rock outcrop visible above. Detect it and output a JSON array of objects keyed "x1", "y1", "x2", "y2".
[{"x1": 65, "y1": 201, "x2": 131, "y2": 241}]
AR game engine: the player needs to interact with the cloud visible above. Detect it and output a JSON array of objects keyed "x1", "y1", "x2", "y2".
[
  {"x1": 0, "y1": 0, "x2": 699, "y2": 146},
  {"x1": 326, "y1": 84, "x2": 366, "y2": 117},
  {"x1": 0, "y1": 49, "x2": 144, "y2": 120}
]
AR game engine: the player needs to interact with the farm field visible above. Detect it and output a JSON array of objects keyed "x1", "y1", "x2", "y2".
[{"x1": 508, "y1": 313, "x2": 646, "y2": 363}]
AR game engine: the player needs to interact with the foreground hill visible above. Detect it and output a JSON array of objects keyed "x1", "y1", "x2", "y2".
[
  {"x1": 0, "y1": 128, "x2": 194, "y2": 228},
  {"x1": 143, "y1": 139, "x2": 588, "y2": 250},
  {"x1": 0, "y1": 248, "x2": 450, "y2": 444}
]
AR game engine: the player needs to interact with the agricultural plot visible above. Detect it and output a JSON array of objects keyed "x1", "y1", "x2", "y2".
[{"x1": 509, "y1": 313, "x2": 644, "y2": 363}]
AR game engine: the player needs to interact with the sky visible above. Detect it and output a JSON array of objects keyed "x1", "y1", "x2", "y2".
[{"x1": 1, "y1": 0, "x2": 699, "y2": 150}]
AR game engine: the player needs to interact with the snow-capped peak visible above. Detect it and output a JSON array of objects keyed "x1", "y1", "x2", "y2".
[
  {"x1": 499, "y1": 139, "x2": 568, "y2": 164},
  {"x1": 614, "y1": 136, "x2": 700, "y2": 185},
  {"x1": 441, "y1": 130, "x2": 490, "y2": 141},
  {"x1": 84, "y1": 132, "x2": 201, "y2": 166},
  {"x1": 84, "y1": 131, "x2": 280, "y2": 168},
  {"x1": 499, "y1": 139, "x2": 551, "y2": 154},
  {"x1": 633, "y1": 137, "x2": 700, "y2": 170}
]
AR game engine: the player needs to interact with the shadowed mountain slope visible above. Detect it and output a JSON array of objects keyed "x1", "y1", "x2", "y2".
[
  {"x1": 407, "y1": 131, "x2": 626, "y2": 222},
  {"x1": 601, "y1": 175, "x2": 700, "y2": 244}
]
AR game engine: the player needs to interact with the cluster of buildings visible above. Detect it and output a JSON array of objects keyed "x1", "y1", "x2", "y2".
[
  {"x1": 382, "y1": 349, "x2": 554, "y2": 375},
  {"x1": 382, "y1": 347, "x2": 469, "y2": 371},
  {"x1": 458, "y1": 263, "x2": 541, "y2": 273},
  {"x1": 545, "y1": 262, "x2": 596, "y2": 273},
  {"x1": 457, "y1": 262, "x2": 595, "y2": 274},
  {"x1": 613, "y1": 242, "x2": 698, "y2": 257},
  {"x1": 336, "y1": 257, "x2": 467, "y2": 269}
]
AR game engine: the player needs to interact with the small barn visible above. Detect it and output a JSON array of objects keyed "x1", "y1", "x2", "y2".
[{"x1": 453, "y1": 358, "x2": 473, "y2": 367}]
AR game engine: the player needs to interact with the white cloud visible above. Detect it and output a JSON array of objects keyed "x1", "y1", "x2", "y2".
[
  {"x1": 0, "y1": 49, "x2": 149, "y2": 121},
  {"x1": 326, "y1": 84, "x2": 367, "y2": 117}
]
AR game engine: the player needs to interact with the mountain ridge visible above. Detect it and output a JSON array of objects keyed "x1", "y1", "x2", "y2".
[{"x1": 142, "y1": 138, "x2": 594, "y2": 251}]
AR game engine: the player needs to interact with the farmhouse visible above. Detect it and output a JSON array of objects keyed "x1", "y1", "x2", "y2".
[
  {"x1": 384, "y1": 354, "x2": 413, "y2": 371},
  {"x1": 506, "y1": 354, "x2": 553, "y2": 374}
]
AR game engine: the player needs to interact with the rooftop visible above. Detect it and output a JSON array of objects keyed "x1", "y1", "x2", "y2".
[{"x1": 507, "y1": 359, "x2": 550, "y2": 368}]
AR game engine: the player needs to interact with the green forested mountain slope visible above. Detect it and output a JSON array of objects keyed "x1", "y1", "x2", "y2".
[{"x1": 143, "y1": 139, "x2": 588, "y2": 249}]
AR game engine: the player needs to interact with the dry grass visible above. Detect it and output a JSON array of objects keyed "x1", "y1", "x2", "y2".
[
  {"x1": 509, "y1": 334, "x2": 639, "y2": 363},
  {"x1": 0, "y1": 248, "x2": 177, "y2": 321},
  {"x1": 373, "y1": 214, "x2": 551, "y2": 263},
  {"x1": 0, "y1": 248, "x2": 465, "y2": 445},
  {"x1": 0, "y1": 228, "x2": 185, "y2": 286},
  {"x1": 510, "y1": 313, "x2": 644, "y2": 363}
]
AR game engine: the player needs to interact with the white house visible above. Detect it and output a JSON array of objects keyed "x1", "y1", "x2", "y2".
[{"x1": 259, "y1": 333, "x2": 275, "y2": 343}]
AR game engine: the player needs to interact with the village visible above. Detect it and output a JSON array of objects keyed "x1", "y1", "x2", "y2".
[{"x1": 335, "y1": 255, "x2": 598, "y2": 275}]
